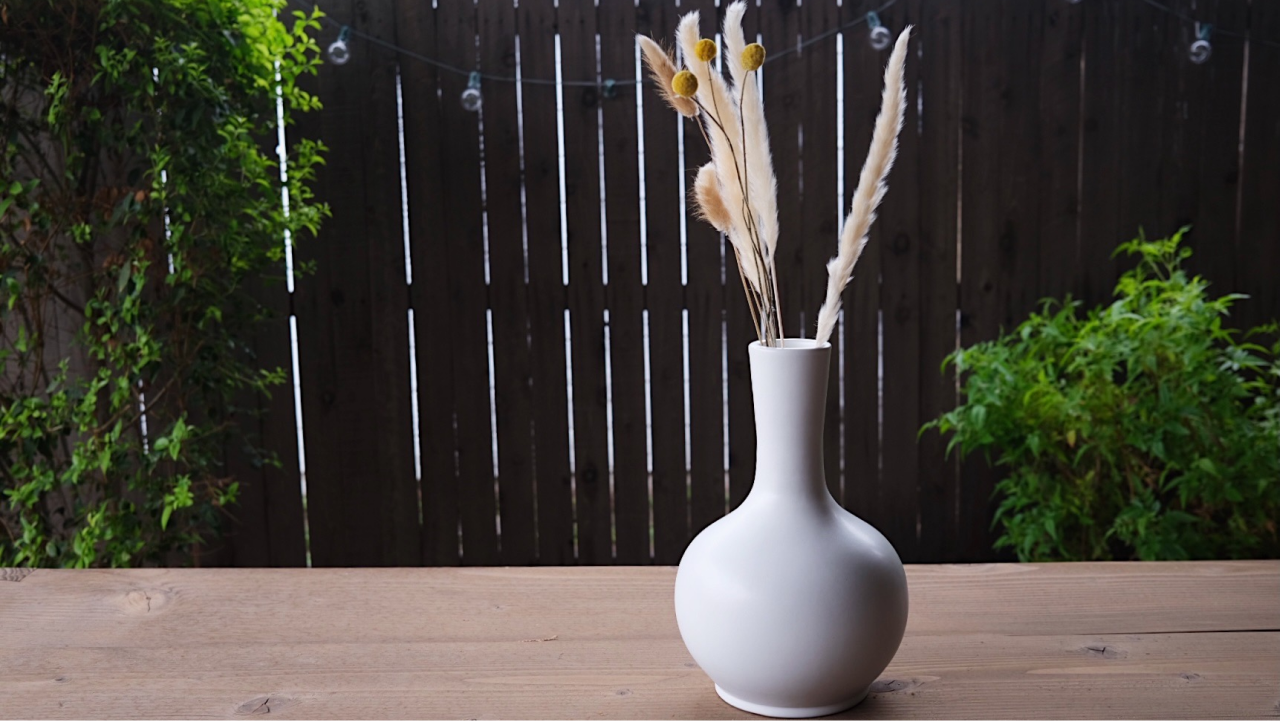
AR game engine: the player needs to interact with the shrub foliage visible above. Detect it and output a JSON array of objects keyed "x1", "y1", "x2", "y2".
[
  {"x1": 1, "y1": 1, "x2": 326, "y2": 566},
  {"x1": 926, "y1": 231, "x2": 1280, "y2": 561}
]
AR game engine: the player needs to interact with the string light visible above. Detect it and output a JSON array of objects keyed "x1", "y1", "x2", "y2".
[
  {"x1": 327, "y1": 26, "x2": 351, "y2": 66},
  {"x1": 865, "y1": 11, "x2": 892, "y2": 51},
  {"x1": 299, "y1": 0, "x2": 902, "y2": 90},
  {"x1": 305, "y1": 0, "x2": 1280, "y2": 85},
  {"x1": 461, "y1": 71, "x2": 483, "y2": 112},
  {"x1": 1189, "y1": 22, "x2": 1212, "y2": 65}
]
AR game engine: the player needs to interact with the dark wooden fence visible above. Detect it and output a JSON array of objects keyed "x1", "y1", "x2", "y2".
[{"x1": 220, "y1": 0, "x2": 1280, "y2": 567}]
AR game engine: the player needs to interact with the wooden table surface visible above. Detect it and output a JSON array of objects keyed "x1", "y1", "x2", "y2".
[{"x1": 1, "y1": 562, "x2": 1277, "y2": 719}]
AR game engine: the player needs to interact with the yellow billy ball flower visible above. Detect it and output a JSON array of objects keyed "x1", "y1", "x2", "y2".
[
  {"x1": 741, "y1": 43, "x2": 765, "y2": 71},
  {"x1": 672, "y1": 69, "x2": 699, "y2": 98},
  {"x1": 695, "y1": 38, "x2": 718, "y2": 62}
]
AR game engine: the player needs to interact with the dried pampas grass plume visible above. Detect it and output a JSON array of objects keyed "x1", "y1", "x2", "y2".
[
  {"x1": 814, "y1": 26, "x2": 911, "y2": 346},
  {"x1": 723, "y1": 1, "x2": 779, "y2": 265},
  {"x1": 638, "y1": 2, "x2": 784, "y2": 345},
  {"x1": 693, "y1": 164, "x2": 733, "y2": 234},
  {"x1": 694, "y1": 164, "x2": 761, "y2": 292},
  {"x1": 637, "y1": 35, "x2": 697, "y2": 117}
]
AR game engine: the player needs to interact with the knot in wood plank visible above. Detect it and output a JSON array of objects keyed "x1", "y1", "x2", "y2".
[{"x1": 235, "y1": 695, "x2": 299, "y2": 716}]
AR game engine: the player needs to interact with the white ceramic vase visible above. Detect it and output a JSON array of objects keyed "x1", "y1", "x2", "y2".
[{"x1": 674, "y1": 339, "x2": 909, "y2": 718}]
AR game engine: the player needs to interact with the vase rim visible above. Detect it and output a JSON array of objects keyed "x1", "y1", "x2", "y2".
[{"x1": 749, "y1": 338, "x2": 831, "y2": 352}]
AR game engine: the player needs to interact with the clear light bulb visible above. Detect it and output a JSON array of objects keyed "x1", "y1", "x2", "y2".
[
  {"x1": 328, "y1": 27, "x2": 352, "y2": 66},
  {"x1": 461, "y1": 71, "x2": 482, "y2": 112},
  {"x1": 869, "y1": 25, "x2": 892, "y2": 51},
  {"x1": 866, "y1": 12, "x2": 892, "y2": 51},
  {"x1": 1188, "y1": 39, "x2": 1211, "y2": 64}
]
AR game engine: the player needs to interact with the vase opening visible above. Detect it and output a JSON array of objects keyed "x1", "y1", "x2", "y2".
[{"x1": 750, "y1": 338, "x2": 831, "y2": 352}]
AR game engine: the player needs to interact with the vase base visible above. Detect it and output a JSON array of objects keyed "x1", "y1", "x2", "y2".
[{"x1": 714, "y1": 684, "x2": 870, "y2": 718}]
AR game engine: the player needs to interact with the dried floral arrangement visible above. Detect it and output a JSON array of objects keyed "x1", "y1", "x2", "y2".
[{"x1": 638, "y1": 2, "x2": 910, "y2": 348}]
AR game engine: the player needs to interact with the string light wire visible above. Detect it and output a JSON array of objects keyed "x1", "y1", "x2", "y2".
[
  {"x1": 293, "y1": 0, "x2": 902, "y2": 88},
  {"x1": 1140, "y1": 0, "x2": 1280, "y2": 49},
  {"x1": 292, "y1": 0, "x2": 1280, "y2": 87}
]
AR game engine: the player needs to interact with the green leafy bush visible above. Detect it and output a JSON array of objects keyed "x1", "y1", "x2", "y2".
[
  {"x1": 926, "y1": 230, "x2": 1280, "y2": 561},
  {"x1": 1, "y1": 1, "x2": 326, "y2": 566}
]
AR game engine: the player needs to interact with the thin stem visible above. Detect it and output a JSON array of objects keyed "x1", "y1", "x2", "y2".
[{"x1": 693, "y1": 90, "x2": 778, "y2": 343}]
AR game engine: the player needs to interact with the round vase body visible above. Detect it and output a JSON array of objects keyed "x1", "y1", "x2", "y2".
[{"x1": 674, "y1": 339, "x2": 909, "y2": 718}]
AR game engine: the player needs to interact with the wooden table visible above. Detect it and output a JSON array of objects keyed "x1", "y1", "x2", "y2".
[{"x1": 1, "y1": 562, "x2": 1277, "y2": 719}]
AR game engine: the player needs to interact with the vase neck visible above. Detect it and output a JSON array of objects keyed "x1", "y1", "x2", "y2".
[{"x1": 747, "y1": 340, "x2": 832, "y2": 503}]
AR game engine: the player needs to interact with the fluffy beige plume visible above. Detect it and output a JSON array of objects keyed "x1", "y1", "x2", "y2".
[
  {"x1": 695, "y1": 164, "x2": 762, "y2": 292},
  {"x1": 813, "y1": 26, "x2": 911, "y2": 346},
  {"x1": 693, "y1": 163, "x2": 733, "y2": 233},
  {"x1": 722, "y1": 1, "x2": 779, "y2": 263},
  {"x1": 637, "y1": 35, "x2": 697, "y2": 118},
  {"x1": 677, "y1": 12, "x2": 754, "y2": 253}
]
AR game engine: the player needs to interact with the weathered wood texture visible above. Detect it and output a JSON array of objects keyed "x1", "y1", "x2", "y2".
[
  {"x1": 1, "y1": 562, "x2": 1277, "y2": 718},
  {"x1": 291, "y1": 0, "x2": 420, "y2": 566},
  {"x1": 224, "y1": 0, "x2": 1280, "y2": 566}
]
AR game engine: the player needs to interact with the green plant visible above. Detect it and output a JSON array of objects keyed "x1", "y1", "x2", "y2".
[
  {"x1": 1, "y1": 0, "x2": 327, "y2": 567},
  {"x1": 925, "y1": 230, "x2": 1280, "y2": 561}
]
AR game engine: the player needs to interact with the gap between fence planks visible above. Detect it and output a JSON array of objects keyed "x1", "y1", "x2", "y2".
[{"x1": 1, "y1": 562, "x2": 1276, "y2": 719}]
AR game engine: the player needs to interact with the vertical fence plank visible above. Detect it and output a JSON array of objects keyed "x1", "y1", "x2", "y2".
[
  {"x1": 1117, "y1": 2, "x2": 1177, "y2": 259},
  {"x1": 291, "y1": 0, "x2": 419, "y2": 567},
  {"x1": 224, "y1": 275, "x2": 307, "y2": 567},
  {"x1": 683, "y1": 0, "x2": 727, "y2": 538},
  {"x1": 913, "y1": 0, "x2": 963, "y2": 563},
  {"x1": 479, "y1": 0, "x2": 537, "y2": 566},
  {"x1": 1078, "y1": 0, "x2": 1123, "y2": 308},
  {"x1": 1165, "y1": 0, "x2": 1247, "y2": 299},
  {"x1": 1238, "y1": 0, "x2": 1280, "y2": 332},
  {"x1": 1034, "y1": 0, "x2": 1084, "y2": 305},
  {"x1": 800, "y1": 0, "x2": 843, "y2": 504},
  {"x1": 957, "y1": 0, "x2": 1047, "y2": 562},
  {"x1": 726, "y1": 4, "x2": 760, "y2": 512},
  {"x1": 639, "y1": 0, "x2": 691, "y2": 564},
  {"x1": 432, "y1": 0, "x2": 499, "y2": 566},
  {"x1": 872, "y1": 0, "x2": 925, "y2": 562},
  {"x1": 519, "y1": 0, "x2": 576, "y2": 564},
  {"x1": 841, "y1": 0, "x2": 885, "y2": 533},
  {"x1": 559, "y1": 0, "x2": 613, "y2": 564},
  {"x1": 1080, "y1": 1, "x2": 1178, "y2": 293},
  {"x1": 599, "y1": 0, "x2": 650, "y2": 564},
  {"x1": 397, "y1": 0, "x2": 459, "y2": 567}
]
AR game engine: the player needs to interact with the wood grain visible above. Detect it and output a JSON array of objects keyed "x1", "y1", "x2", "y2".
[
  {"x1": 1235, "y1": 0, "x2": 1280, "y2": 335},
  {"x1": 598, "y1": 0, "x2": 650, "y2": 565},
  {"x1": 396, "y1": 0, "x2": 458, "y2": 567},
  {"x1": 291, "y1": 0, "x2": 420, "y2": 567},
  {"x1": 639, "y1": 0, "x2": 691, "y2": 565},
  {"x1": 435, "y1": 0, "x2": 499, "y2": 566},
  {"x1": 518, "y1": 0, "x2": 576, "y2": 565},
  {"x1": 559, "y1": 0, "x2": 613, "y2": 565},
  {"x1": 1, "y1": 562, "x2": 1276, "y2": 719},
  {"x1": 479, "y1": 0, "x2": 538, "y2": 566},
  {"x1": 911, "y1": 0, "x2": 963, "y2": 564}
]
